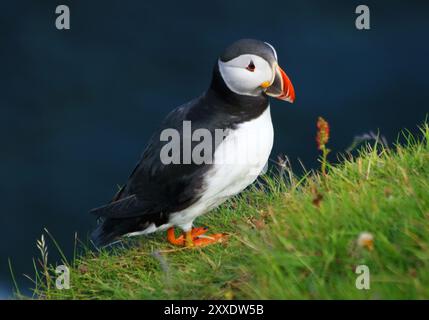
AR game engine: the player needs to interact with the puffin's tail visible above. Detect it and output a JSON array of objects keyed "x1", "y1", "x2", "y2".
[
  {"x1": 91, "y1": 216, "x2": 146, "y2": 247},
  {"x1": 91, "y1": 219, "x2": 122, "y2": 247},
  {"x1": 91, "y1": 221, "x2": 117, "y2": 247}
]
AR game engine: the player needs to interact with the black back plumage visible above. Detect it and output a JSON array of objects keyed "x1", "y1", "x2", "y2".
[{"x1": 91, "y1": 40, "x2": 273, "y2": 246}]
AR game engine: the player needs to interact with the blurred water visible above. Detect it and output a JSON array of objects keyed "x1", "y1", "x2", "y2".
[{"x1": 0, "y1": 0, "x2": 428, "y2": 295}]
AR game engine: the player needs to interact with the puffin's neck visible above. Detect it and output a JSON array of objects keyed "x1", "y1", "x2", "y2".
[{"x1": 206, "y1": 62, "x2": 269, "y2": 123}]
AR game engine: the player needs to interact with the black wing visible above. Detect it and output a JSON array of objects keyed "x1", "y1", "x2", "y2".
[{"x1": 90, "y1": 94, "x2": 221, "y2": 220}]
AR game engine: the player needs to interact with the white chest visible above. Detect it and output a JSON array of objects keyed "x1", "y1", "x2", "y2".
[{"x1": 201, "y1": 106, "x2": 274, "y2": 204}]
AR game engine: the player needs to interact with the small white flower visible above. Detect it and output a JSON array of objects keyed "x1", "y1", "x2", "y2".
[{"x1": 357, "y1": 232, "x2": 374, "y2": 251}]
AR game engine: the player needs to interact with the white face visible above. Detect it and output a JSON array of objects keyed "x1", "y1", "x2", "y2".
[{"x1": 218, "y1": 54, "x2": 274, "y2": 96}]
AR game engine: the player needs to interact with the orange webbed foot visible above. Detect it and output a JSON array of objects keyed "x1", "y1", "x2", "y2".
[{"x1": 167, "y1": 227, "x2": 226, "y2": 247}]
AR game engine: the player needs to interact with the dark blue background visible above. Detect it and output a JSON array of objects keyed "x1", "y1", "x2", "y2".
[{"x1": 0, "y1": 0, "x2": 428, "y2": 297}]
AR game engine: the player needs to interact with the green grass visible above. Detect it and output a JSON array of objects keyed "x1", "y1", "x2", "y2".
[{"x1": 28, "y1": 122, "x2": 429, "y2": 299}]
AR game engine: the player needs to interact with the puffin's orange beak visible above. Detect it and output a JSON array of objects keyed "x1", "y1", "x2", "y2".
[{"x1": 264, "y1": 64, "x2": 295, "y2": 103}]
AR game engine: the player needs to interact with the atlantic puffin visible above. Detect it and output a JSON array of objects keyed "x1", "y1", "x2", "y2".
[{"x1": 91, "y1": 39, "x2": 295, "y2": 247}]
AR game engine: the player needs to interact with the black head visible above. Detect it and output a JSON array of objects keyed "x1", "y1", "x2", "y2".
[{"x1": 211, "y1": 38, "x2": 295, "y2": 103}]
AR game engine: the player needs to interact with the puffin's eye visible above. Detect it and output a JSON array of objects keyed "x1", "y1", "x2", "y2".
[{"x1": 246, "y1": 61, "x2": 255, "y2": 72}]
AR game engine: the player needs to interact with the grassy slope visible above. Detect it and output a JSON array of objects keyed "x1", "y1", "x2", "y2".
[{"x1": 32, "y1": 123, "x2": 429, "y2": 299}]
